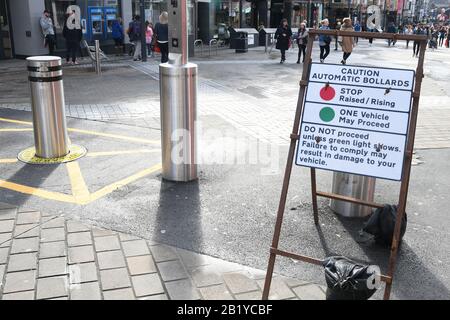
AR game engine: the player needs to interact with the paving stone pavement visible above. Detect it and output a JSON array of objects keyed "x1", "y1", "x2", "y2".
[{"x1": 0, "y1": 202, "x2": 327, "y2": 300}]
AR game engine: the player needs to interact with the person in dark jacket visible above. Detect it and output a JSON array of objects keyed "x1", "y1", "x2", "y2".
[
  {"x1": 296, "y1": 23, "x2": 308, "y2": 64},
  {"x1": 275, "y1": 18, "x2": 292, "y2": 63},
  {"x1": 112, "y1": 17, "x2": 124, "y2": 56},
  {"x1": 154, "y1": 12, "x2": 169, "y2": 63},
  {"x1": 63, "y1": 11, "x2": 82, "y2": 64}
]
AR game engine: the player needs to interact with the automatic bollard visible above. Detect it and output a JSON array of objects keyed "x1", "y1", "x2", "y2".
[
  {"x1": 330, "y1": 173, "x2": 376, "y2": 217},
  {"x1": 159, "y1": 63, "x2": 198, "y2": 182},
  {"x1": 27, "y1": 56, "x2": 69, "y2": 159}
]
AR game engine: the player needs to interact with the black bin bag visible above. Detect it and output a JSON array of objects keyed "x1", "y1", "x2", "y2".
[
  {"x1": 363, "y1": 204, "x2": 407, "y2": 246},
  {"x1": 323, "y1": 256, "x2": 378, "y2": 300}
]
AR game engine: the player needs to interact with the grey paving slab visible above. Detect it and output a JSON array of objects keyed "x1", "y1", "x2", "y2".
[
  {"x1": 1, "y1": 290, "x2": 35, "y2": 300},
  {"x1": 67, "y1": 231, "x2": 92, "y2": 247},
  {"x1": 199, "y1": 284, "x2": 234, "y2": 300},
  {"x1": 0, "y1": 247, "x2": 9, "y2": 264},
  {"x1": 100, "y1": 268, "x2": 131, "y2": 290},
  {"x1": 131, "y1": 273, "x2": 164, "y2": 297},
  {"x1": 256, "y1": 278, "x2": 296, "y2": 300},
  {"x1": 122, "y1": 239, "x2": 150, "y2": 257},
  {"x1": 92, "y1": 228, "x2": 117, "y2": 237},
  {"x1": 41, "y1": 217, "x2": 66, "y2": 229},
  {"x1": 103, "y1": 288, "x2": 135, "y2": 300},
  {"x1": 10, "y1": 237, "x2": 39, "y2": 254},
  {"x1": 157, "y1": 260, "x2": 188, "y2": 282},
  {"x1": 39, "y1": 241, "x2": 66, "y2": 259},
  {"x1": 69, "y1": 262, "x2": 98, "y2": 284},
  {"x1": 118, "y1": 233, "x2": 140, "y2": 242},
  {"x1": 149, "y1": 244, "x2": 178, "y2": 262},
  {"x1": 165, "y1": 278, "x2": 201, "y2": 300},
  {"x1": 0, "y1": 233, "x2": 12, "y2": 245},
  {"x1": 40, "y1": 228, "x2": 65, "y2": 243},
  {"x1": 126, "y1": 255, "x2": 157, "y2": 275},
  {"x1": 70, "y1": 281, "x2": 102, "y2": 300},
  {"x1": 176, "y1": 248, "x2": 212, "y2": 269},
  {"x1": 0, "y1": 208, "x2": 17, "y2": 221},
  {"x1": 139, "y1": 294, "x2": 168, "y2": 300},
  {"x1": 0, "y1": 220, "x2": 14, "y2": 233},
  {"x1": 94, "y1": 235, "x2": 121, "y2": 252},
  {"x1": 13, "y1": 224, "x2": 39, "y2": 238},
  {"x1": 293, "y1": 284, "x2": 326, "y2": 300},
  {"x1": 67, "y1": 221, "x2": 90, "y2": 233},
  {"x1": 36, "y1": 276, "x2": 69, "y2": 300},
  {"x1": 0, "y1": 264, "x2": 5, "y2": 283},
  {"x1": 16, "y1": 212, "x2": 40, "y2": 225},
  {"x1": 222, "y1": 272, "x2": 259, "y2": 294},
  {"x1": 38, "y1": 257, "x2": 68, "y2": 278},
  {"x1": 3, "y1": 270, "x2": 36, "y2": 293},
  {"x1": 190, "y1": 265, "x2": 224, "y2": 288},
  {"x1": 7, "y1": 253, "x2": 37, "y2": 272},
  {"x1": 68, "y1": 245, "x2": 95, "y2": 264},
  {"x1": 234, "y1": 291, "x2": 263, "y2": 300},
  {"x1": 97, "y1": 250, "x2": 126, "y2": 270}
]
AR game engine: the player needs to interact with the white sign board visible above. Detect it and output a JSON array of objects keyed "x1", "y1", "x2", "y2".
[
  {"x1": 248, "y1": 35, "x2": 254, "y2": 45},
  {"x1": 295, "y1": 63, "x2": 415, "y2": 181}
]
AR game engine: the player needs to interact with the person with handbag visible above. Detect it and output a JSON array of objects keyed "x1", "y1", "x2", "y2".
[
  {"x1": 296, "y1": 23, "x2": 308, "y2": 64},
  {"x1": 275, "y1": 18, "x2": 292, "y2": 64},
  {"x1": 319, "y1": 19, "x2": 331, "y2": 63}
]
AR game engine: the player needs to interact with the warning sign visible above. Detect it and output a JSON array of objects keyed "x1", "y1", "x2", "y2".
[{"x1": 295, "y1": 63, "x2": 415, "y2": 181}]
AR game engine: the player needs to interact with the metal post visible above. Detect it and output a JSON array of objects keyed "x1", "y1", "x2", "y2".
[
  {"x1": 160, "y1": 0, "x2": 198, "y2": 182},
  {"x1": 140, "y1": 0, "x2": 147, "y2": 62},
  {"x1": 26, "y1": 56, "x2": 69, "y2": 158},
  {"x1": 239, "y1": 0, "x2": 243, "y2": 28},
  {"x1": 95, "y1": 40, "x2": 101, "y2": 75},
  {"x1": 265, "y1": 33, "x2": 269, "y2": 52}
]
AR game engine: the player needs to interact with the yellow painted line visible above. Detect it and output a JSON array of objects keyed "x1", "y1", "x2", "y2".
[
  {"x1": 0, "y1": 117, "x2": 31, "y2": 126},
  {"x1": 0, "y1": 117, "x2": 159, "y2": 145},
  {"x1": 86, "y1": 149, "x2": 160, "y2": 157},
  {"x1": 0, "y1": 128, "x2": 33, "y2": 132},
  {"x1": 0, "y1": 159, "x2": 18, "y2": 164},
  {"x1": 66, "y1": 162, "x2": 90, "y2": 203},
  {"x1": 0, "y1": 179, "x2": 76, "y2": 204},
  {"x1": 67, "y1": 128, "x2": 159, "y2": 145},
  {"x1": 87, "y1": 163, "x2": 162, "y2": 204}
]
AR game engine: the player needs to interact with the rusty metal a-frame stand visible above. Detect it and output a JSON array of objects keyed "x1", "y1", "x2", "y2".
[{"x1": 262, "y1": 29, "x2": 428, "y2": 300}]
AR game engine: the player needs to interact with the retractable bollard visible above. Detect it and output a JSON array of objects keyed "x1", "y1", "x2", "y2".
[
  {"x1": 95, "y1": 40, "x2": 101, "y2": 75},
  {"x1": 330, "y1": 173, "x2": 376, "y2": 217},
  {"x1": 159, "y1": 63, "x2": 198, "y2": 181},
  {"x1": 27, "y1": 56, "x2": 69, "y2": 158}
]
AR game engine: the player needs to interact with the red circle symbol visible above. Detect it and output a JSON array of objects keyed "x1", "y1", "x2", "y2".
[{"x1": 319, "y1": 86, "x2": 335, "y2": 101}]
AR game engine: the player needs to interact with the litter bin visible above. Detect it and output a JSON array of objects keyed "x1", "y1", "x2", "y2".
[
  {"x1": 26, "y1": 56, "x2": 69, "y2": 158},
  {"x1": 235, "y1": 31, "x2": 248, "y2": 53},
  {"x1": 330, "y1": 173, "x2": 376, "y2": 217}
]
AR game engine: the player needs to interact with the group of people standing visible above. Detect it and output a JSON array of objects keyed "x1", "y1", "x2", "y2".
[
  {"x1": 274, "y1": 17, "x2": 355, "y2": 65},
  {"x1": 39, "y1": 9, "x2": 170, "y2": 65}
]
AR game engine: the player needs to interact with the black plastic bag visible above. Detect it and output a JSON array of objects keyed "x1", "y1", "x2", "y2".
[
  {"x1": 323, "y1": 256, "x2": 378, "y2": 300},
  {"x1": 363, "y1": 204, "x2": 407, "y2": 246}
]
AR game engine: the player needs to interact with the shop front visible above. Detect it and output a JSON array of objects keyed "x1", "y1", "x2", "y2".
[{"x1": 0, "y1": 0, "x2": 12, "y2": 59}]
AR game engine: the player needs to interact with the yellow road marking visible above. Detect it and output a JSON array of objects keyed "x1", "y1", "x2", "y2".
[
  {"x1": 88, "y1": 163, "x2": 162, "y2": 204},
  {"x1": 0, "y1": 128, "x2": 33, "y2": 132},
  {"x1": 66, "y1": 162, "x2": 90, "y2": 203},
  {"x1": 0, "y1": 179, "x2": 76, "y2": 204},
  {"x1": 0, "y1": 117, "x2": 159, "y2": 145},
  {"x1": 87, "y1": 149, "x2": 160, "y2": 157},
  {"x1": 0, "y1": 159, "x2": 18, "y2": 164},
  {"x1": 0, "y1": 117, "x2": 31, "y2": 125}
]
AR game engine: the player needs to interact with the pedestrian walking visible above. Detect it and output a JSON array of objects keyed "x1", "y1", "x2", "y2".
[
  {"x1": 354, "y1": 20, "x2": 361, "y2": 44},
  {"x1": 154, "y1": 12, "x2": 169, "y2": 63},
  {"x1": 439, "y1": 26, "x2": 446, "y2": 47},
  {"x1": 62, "y1": 10, "x2": 82, "y2": 65},
  {"x1": 275, "y1": 18, "x2": 292, "y2": 64},
  {"x1": 145, "y1": 21, "x2": 154, "y2": 57},
  {"x1": 112, "y1": 17, "x2": 124, "y2": 56},
  {"x1": 334, "y1": 20, "x2": 341, "y2": 50},
  {"x1": 318, "y1": 19, "x2": 331, "y2": 63},
  {"x1": 40, "y1": 10, "x2": 56, "y2": 55},
  {"x1": 128, "y1": 15, "x2": 142, "y2": 61},
  {"x1": 404, "y1": 25, "x2": 413, "y2": 48},
  {"x1": 387, "y1": 22, "x2": 397, "y2": 46},
  {"x1": 296, "y1": 22, "x2": 308, "y2": 64},
  {"x1": 413, "y1": 25, "x2": 425, "y2": 57},
  {"x1": 340, "y1": 18, "x2": 354, "y2": 65}
]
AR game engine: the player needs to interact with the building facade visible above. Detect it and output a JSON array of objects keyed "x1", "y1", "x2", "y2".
[{"x1": 0, "y1": 0, "x2": 445, "y2": 59}]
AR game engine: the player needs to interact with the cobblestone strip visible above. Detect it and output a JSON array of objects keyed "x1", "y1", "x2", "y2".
[{"x1": 0, "y1": 202, "x2": 327, "y2": 300}]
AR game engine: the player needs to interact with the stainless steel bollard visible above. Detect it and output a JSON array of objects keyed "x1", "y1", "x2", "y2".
[
  {"x1": 159, "y1": 63, "x2": 198, "y2": 181},
  {"x1": 330, "y1": 173, "x2": 376, "y2": 217},
  {"x1": 27, "y1": 56, "x2": 69, "y2": 158},
  {"x1": 95, "y1": 40, "x2": 101, "y2": 75}
]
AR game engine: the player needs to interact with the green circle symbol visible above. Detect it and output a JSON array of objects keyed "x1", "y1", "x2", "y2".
[{"x1": 319, "y1": 107, "x2": 335, "y2": 122}]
